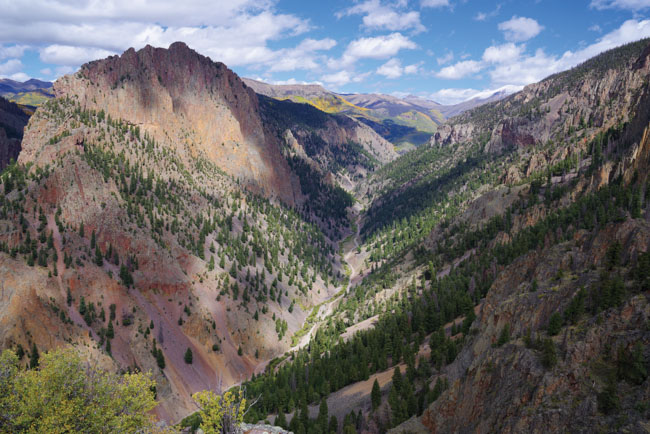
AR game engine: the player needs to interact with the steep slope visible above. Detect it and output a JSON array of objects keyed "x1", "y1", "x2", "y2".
[
  {"x1": 0, "y1": 96, "x2": 29, "y2": 169},
  {"x1": 0, "y1": 43, "x2": 379, "y2": 424},
  {"x1": 50, "y1": 42, "x2": 299, "y2": 205},
  {"x1": 238, "y1": 39, "x2": 650, "y2": 434}
]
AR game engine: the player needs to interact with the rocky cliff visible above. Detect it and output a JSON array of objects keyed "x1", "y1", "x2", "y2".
[
  {"x1": 433, "y1": 39, "x2": 650, "y2": 157},
  {"x1": 0, "y1": 96, "x2": 28, "y2": 169},
  {"x1": 43, "y1": 42, "x2": 299, "y2": 205}
]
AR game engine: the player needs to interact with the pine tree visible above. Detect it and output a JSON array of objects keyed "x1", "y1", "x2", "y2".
[
  {"x1": 275, "y1": 409, "x2": 287, "y2": 429},
  {"x1": 29, "y1": 342, "x2": 39, "y2": 369},
  {"x1": 184, "y1": 348, "x2": 193, "y2": 364},
  {"x1": 371, "y1": 378, "x2": 381, "y2": 411},
  {"x1": 107, "y1": 320, "x2": 114, "y2": 339}
]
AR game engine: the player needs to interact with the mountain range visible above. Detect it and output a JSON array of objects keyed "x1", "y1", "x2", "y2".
[{"x1": 0, "y1": 38, "x2": 649, "y2": 433}]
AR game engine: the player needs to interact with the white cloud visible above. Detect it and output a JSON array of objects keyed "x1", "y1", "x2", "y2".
[
  {"x1": 589, "y1": 24, "x2": 603, "y2": 32},
  {"x1": 331, "y1": 32, "x2": 417, "y2": 69},
  {"x1": 376, "y1": 57, "x2": 420, "y2": 78},
  {"x1": 40, "y1": 45, "x2": 116, "y2": 66},
  {"x1": 267, "y1": 38, "x2": 336, "y2": 72},
  {"x1": 590, "y1": 0, "x2": 650, "y2": 10},
  {"x1": 0, "y1": 0, "x2": 313, "y2": 70},
  {"x1": 489, "y1": 19, "x2": 650, "y2": 86},
  {"x1": 498, "y1": 16, "x2": 543, "y2": 42},
  {"x1": 404, "y1": 63, "x2": 420, "y2": 74},
  {"x1": 474, "y1": 4, "x2": 501, "y2": 21},
  {"x1": 436, "y1": 59, "x2": 482, "y2": 79},
  {"x1": 482, "y1": 43, "x2": 524, "y2": 63},
  {"x1": 429, "y1": 84, "x2": 522, "y2": 105},
  {"x1": 436, "y1": 50, "x2": 454, "y2": 65},
  {"x1": 270, "y1": 78, "x2": 323, "y2": 86},
  {"x1": 0, "y1": 58, "x2": 23, "y2": 76},
  {"x1": 0, "y1": 44, "x2": 28, "y2": 60},
  {"x1": 320, "y1": 70, "x2": 369, "y2": 87},
  {"x1": 8, "y1": 72, "x2": 29, "y2": 82},
  {"x1": 421, "y1": 0, "x2": 450, "y2": 7},
  {"x1": 339, "y1": 0, "x2": 425, "y2": 33}
]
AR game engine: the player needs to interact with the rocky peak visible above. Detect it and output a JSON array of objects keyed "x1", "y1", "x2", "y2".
[{"x1": 41, "y1": 42, "x2": 298, "y2": 204}]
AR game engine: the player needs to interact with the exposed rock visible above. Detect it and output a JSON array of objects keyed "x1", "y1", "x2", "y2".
[
  {"x1": 526, "y1": 153, "x2": 548, "y2": 177},
  {"x1": 0, "y1": 96, "x2": 29, "y2": 169},
  {"x1": 38, "y1": 42, "x2": 299, "y2": 205}
]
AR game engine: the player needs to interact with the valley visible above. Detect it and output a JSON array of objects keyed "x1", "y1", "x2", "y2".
[{"x1": 1, "y1": 37, "x2": 650, "y2": 434}]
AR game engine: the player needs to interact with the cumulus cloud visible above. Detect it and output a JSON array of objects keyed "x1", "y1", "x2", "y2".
[
  {"x1": 40, "y1": 45, "x2": 116, "y2": 66},
  {"x1": 0, "y1": 0, "x2": 314, "y2": 71},
  {"x1": 376, "y1": 57, "x2": 420, "y2": 78},
  {"x1": 320, "y1": 70, "x2": 370, "y2": 87},
  {"x1": 482, "y1": 43, "x2": 524, "y2": 63},
  {"x1": 430, "y1": 85, "x2": 522, "y2": 105},
  {"x1": 498, "y1": 16, "x2": 543, "y2": 42},
  {"x1": 436, "y1": 59, "x2": 482, "y2": 79},
  {"x1": 0, "y1": 44, "x2": 28, "y2": 60},
  {"x1": 436, "y1": 50, "x2": 454, "y2": 65},
  {"x1": 339, "y1": 0, "x2": 425, "y2": 33},
  {"x1": 267, "y1": 38, "x2": 336, "y2": 72},
  {"x1": 0, "y1": 58, "x2": 23, "y2": 76},
  {"x1": 330, "y1": 32, "x2": 417, "y2": 69},
  {"x1": 590, "y1": 0, "x2": 650, "y2": 10}
]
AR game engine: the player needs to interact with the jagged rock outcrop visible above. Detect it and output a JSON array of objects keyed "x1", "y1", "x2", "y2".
[
  {"x1": 407, "y1": 218, "x2": 650, "y2": 433},
  {"x1": 432, "y1": 39, "x2": 650, "y2": 160},
  {"x1": 36, "y1": 42, "x2": 299, "y2": 205}
]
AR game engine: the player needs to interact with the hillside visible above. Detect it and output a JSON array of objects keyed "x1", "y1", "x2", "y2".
[
  {"x1": 243, "y1": 78, "x2": 511, "y2": 153},
  {"x1": 0, "y1": 96, "x2": 29, "y2": 169},
  {"x1": 0, "y1": 43, "x2": 395, "y2": 423},
  {"x1": 0, "y1": 78, "x2": 53, "y2": 108},
  {"x1": 1, "y1": 37, "x2": 650, "y2": 433},
  {"x1": 236, "y1": 39, "x2": 650, "y2": 434}
]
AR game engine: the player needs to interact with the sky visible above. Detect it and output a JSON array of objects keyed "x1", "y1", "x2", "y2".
[{"x1": 1, "y1": 0, "x2": 650, "y2": 104}]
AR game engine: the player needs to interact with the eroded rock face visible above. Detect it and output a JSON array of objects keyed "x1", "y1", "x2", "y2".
[
  {"x1": 415, "y1": 220, "x2": 650, "y2": 434},
  {"x1": 0, "y1": 96, "x2": 29, "y2": 169},
  {"x1": 431, "y1": 41, "x2": 650, "y2": 161},
  {"x1": 37, "y1": 42, "x2": 298, "y2": 205}
]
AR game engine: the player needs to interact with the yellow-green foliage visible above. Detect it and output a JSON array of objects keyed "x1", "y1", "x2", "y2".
[
  {"x1": 192, "y1": 390, "x2": 246, "y2": 434},
  {"x1": 5, "y1": 91, "x2": 52, "y2": 107},
  {"x1": 394, "y1": 110, "x2": 438, "y2": 133},
  {"x1": 0, "y1": 348, "x2": 158, "y2": 433}
]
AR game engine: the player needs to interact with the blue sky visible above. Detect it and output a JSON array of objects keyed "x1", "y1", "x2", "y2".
[{"x1": 1, "y1": 0, "x2": 650, "y2": 103}]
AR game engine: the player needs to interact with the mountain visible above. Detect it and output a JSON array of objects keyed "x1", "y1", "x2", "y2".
[
  {"x1": 0, "y1": 42, "x2": 395, "y2": 423},
  {"x1": 243, "y1": 78, "x2": 442, "y2": 150},
  {"x1": 0, "y1": 78, "x2": 53, "y2": 108},
  {"x1": 0, "y1": 96, "x2": 29, "y2": 169},
  {"x1": 2, "y1": 38, "x2": 650, "y2": 433},
  {"x1": 234, "y1": 39, "x2": 650, "y2": 433},
  {"x1": 243, "y1": 78, "x2": 511, "y2": 152}
]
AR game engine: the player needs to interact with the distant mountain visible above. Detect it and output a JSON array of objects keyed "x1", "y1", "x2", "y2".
[
  {"x1": 242, "y1": 78, "x2": 511, "y2": 151},
  {"x1": 0, "y1": 78, "x2": 53, "y2": 108}
]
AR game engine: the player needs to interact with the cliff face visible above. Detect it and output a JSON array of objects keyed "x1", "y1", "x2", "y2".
[
  {"x1": 34, "y1": 42, "x2": 299, "y2": 205},
  {"x1": 410, "y1": 218, "x2": 650, "y2": 434},
  {"x1": 0, "y1": 96, "x2": 29, "y2": 169},
  {"x1": 432, "y1": 39, "x2": 650, "y2": 156}
]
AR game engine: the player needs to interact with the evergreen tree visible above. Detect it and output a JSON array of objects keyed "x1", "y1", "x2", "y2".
[
  {"x1": 184, "y1": 348, "x2": 193, "y2": 364},
  {"x1": 275, "y1": 409, "x2": 287, "y2": 429},
  {"x1": 371, "y1": 378, "x2": 381, "y2": 411},
  {"x1": 29, "y1": 343, "x2": 39, "y2": 369}
]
